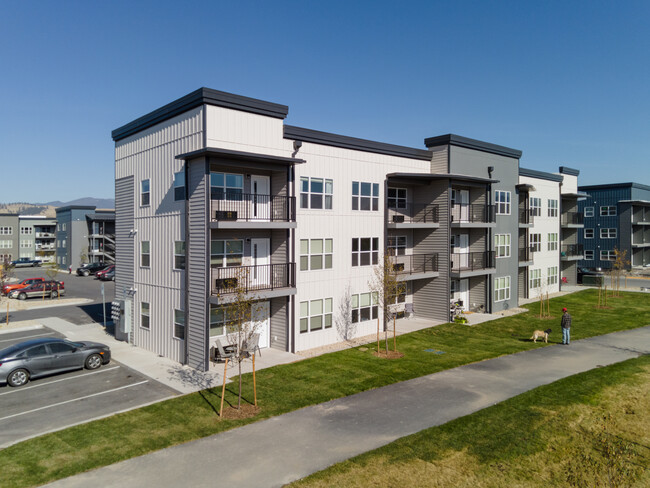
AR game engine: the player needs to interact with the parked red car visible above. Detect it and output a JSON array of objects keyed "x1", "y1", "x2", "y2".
[
  {"x1": 95, "y1": 265, "x2": 114, "y2": 280},
  {"x1": 8, "y1": 281, "x2": 65, "y2": 300},
  {"x1": 2, "y1": 278, "x2": 45, "y2": 296}
]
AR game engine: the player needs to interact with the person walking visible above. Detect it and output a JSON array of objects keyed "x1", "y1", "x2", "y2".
[{"x1": 561, "y1": 307, "x2": 571, "y2": 345}]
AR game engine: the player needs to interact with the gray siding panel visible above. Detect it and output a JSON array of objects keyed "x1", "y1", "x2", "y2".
[
  {"x1": 115, "y1": 176, "x2": 135, "y2": 342},
  {"x1": 186, "y1": 159, "x2": 209, "y2": 370},
  {"x1": 270, "y1": 297, "x2": 288, "y2": 350},
  {"x1": 469, "y1": 276, "x2": 486, "y2": 309},
  {"x1": 429, "y1": 146, "x2": 448, "y2": 174}
]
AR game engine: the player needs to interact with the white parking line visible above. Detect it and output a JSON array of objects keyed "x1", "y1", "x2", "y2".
[
  {"x1": 0, "y1": 332, "x2": 56, "y2": 344},
  {"x1": 0, "y1": 380, "x2": 149, "y2": 421},
  {"x1": 0, "y1": 366, "x2": 121, "y2": 396}
]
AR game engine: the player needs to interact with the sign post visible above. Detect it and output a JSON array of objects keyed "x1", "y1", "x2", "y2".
[{"x1": 101, "y1": 282, "x2": 106, "y2": 329}]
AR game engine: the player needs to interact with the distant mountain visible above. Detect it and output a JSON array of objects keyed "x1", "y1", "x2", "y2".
[
  {"x1": 0, "y1": 197, "x2": 115, "y2": 219},
  {"x1": 42, "y1": 197, "x2": 115, "y2": 209}
]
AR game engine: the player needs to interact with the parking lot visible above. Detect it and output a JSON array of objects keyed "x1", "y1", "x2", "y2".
[{"x1": 0, "y1": 327, "x2": 178, "y2": 448}]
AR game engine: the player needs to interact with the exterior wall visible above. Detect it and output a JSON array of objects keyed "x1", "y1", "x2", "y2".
[
  {"x1": 429, "y1": 146, "x2": 448, "y2": 173},
  {"x1": 0, "y1": 214, "x2": 19, "y2": 262},
  {"x1": 55, "y1": 206, "x2": 96, "y2": 270},
  {"x1": 114, "y1": 176, "x2": 135, "y2": 342}
]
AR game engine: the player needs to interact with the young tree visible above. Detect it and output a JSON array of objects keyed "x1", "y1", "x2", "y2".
[
  {"x1": 44, "y1": 262, "x2": 60, "y2": 299},
  {"x1": 335, "y1": 285, "x2": 356, "y2": 343},
  {"x1": 611, "y1": 247, "x2": 630, "y2": 297},
  {"x1": 0, "y1": 257, "x2": 15, "y2": 305}
]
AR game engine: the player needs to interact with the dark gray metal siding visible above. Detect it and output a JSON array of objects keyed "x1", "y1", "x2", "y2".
[
  {"x1": 115, "y1": 176, "x2": 135, "y2": 342},
  {"x1": 469, "y1": 276, "x2": 486, "y2": 309}
]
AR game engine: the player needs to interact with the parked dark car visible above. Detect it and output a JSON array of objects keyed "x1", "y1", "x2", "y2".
[
  {"x1": 11, "y1": 258, "x2": 42, "y2": 268},
  {"x1": 99, "y1": 268, "x2": 115, "y2": 281},
  {"x1": 77, "y1": 263, "x2": 108, "y2": 276},
  {"x1": 8, "y1": 280, "x2": 65, "y2": 300},
  {"x1": 577, "y1": 267, "x2": 604, "y2": 284},
  {"x1": 95, "y1": 265, "x2": 114, "y2": 280},
  {"x1": 0, "y1": 338, "x2": 111, "y2": 387}
]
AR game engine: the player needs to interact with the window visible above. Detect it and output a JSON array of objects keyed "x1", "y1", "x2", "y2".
[
  {"x1": 600, "y1": 228, "x2": 617, "y2": 239},
  {"x1": 387, "y1": 188, "x2": 407, "y2": 209},
  {"x1": 141, "y1": 302, "x2": 150, "y2": 329},
  {"x1": 300, "y1": 298, "x2": 333, "y2": 333},
  {"x1": 584, "y1": 228, "x2": 594, "y2": 239},
  {"x1": 25, "y1": 345, "x2": 48, "y2": 358},
  {"x1": 62, "y1": 256, "x2": 66, "y2": 265},
  {"x1": 0, "y1": 240, "x2": 11, "y2": 248},
  {"x1": 387, "y1": 235, "x2": 407, "y2": 256},
  {"x1": 174, "y1": 309, "x2": 185, "y2": 340},
  {"x1": 601, "y1": 250, "x2": 616, "y2": 261},
  {"x1": 211, "y1": 240, "x2": 243, "y2": 267},
  {"x1": 547, "y1": 233, "x2": 558, "y2": 251},
  {"x1": 174, "y1": 171, "x2": 185, "y2": 201},
  {"x1": 210, "y1": 305, "x2": 235, "y2": 337},
  {"x1": 529, "y1": 269, "x2": 542, "y2": 289},
  {"x1": 494, "y1": 276, "x2": 511, "y2": 302},
  {"x1": 300, "y1": 239, "x2": 333, "y2": 271},
  {"x1": 352, "y1": 181, "x2": 379, "y2": 211},
  {"x1": 1, "y1": 254, "x2": 12, "y2": 262},
  {"x1": 530, "y1": 233, "x2": 541, "y2": 252},
  {"x1": 211, "y1": 172, "x2": 243, "y2": 200},
  {"x1": 351, "y1": 292, "x2": 378, "y2": 323},
  {"x1": 141, "y1": 241, "x2": 150, "y2": 267},
  {"x1": 600, "y1": 206, "x2": 616, "y2": 216},
  {"x1": 0, "y1": 227, "x2": 13, "y2": 235},
  {"x1": 548, "y1": 266, "x2": 558, "y2": 285},
  {"x1": 174, "y1": 241, "x2": 186, "y2": 270},
  {"x1": 352, "y1": 237, "x2": 379, "y2": 266},
  {"x1": 20, "y1": 227, "x2": 32, "y2": 235},
  {"x1": 495, "y1": 191, "x2": 511, "y2": 215},
  {"x1": 49, "y1": 342, "x2": 76, "y2": 354},
  {"x1": 584, "y1": 207, "x2": 594, "y2": 217},
  {"x1": 547, "y1": 199, "x2": 558, "y2": 217},
  {"x1": 494, "y1": 234, "x2": 511, "y2": 258},
  {"x1": 62, "y1": 239, "x2": 66, "y2": 249},
  {"x1": 20, "y1": 241, "x2": 31, "y2": 248},
  {"x1": 141, "y1": 179, "x2": 150, "y2": 206},
  {"x1": 584, "y1": 250, "x2": 594, "y2": 260},
  {"x1": 530, "y1": 197, "x2": 541, "y2": 217},
  {"x1": 300, "y1": 177, "x2": 333, "y2": 209}
]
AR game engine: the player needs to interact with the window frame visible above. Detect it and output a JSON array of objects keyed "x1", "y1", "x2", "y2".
[
  {"x1": 174, "y1": 241, "x2": 186, "y2": 270},
  {"x1": 495, "y1": 191, "x2": 511, "y2": 215},
  {"x1": 351, "y1": 237, "x2": 379, "y2": 266},
  {"x1": 300, "y1": 177, "x2": 333, "y2": 210},
  {"x1": 352, "y1": 181, "x2": 379, "y2": 211},
  {"x1": 173, "y1": 309, "x2": 185, "y2": 340},
  {"x1": 174, "y1": 171, "x2": 186, "y2": 201},
  {"x1": 210, "y1": 172, "x2": 244, "y2": 201},
  {"x1": 141, "y1": 302, "x2": 150, "y2": 329},
  {"x1": 530, "y1": 233, "x2": 542, "y2": 252},
  {"x1": 530, "y1": 197, "x2": 542, "y2": 217},
  {"x1": 387, "y1": 187, "x2": 408, "y2": 209},
  {"x1": 529, "y1": 269, "x2": 542, "y2": 289},
  {"x1": 547, "y1": 266, "x2": 558, "y2": 285},
  {"x1": 141, "y1": 179, "x2": 150, "y2": 206},
  {"x1": 600, "y1": 228, "x2": 617, "y2": 239},
  {"x1": 600, "y1": 250, "x2": 616, "y2": 261},
  {"x1": 547, "y1": 233, "x2": 558, "y2": 251},
  {"x1": 584, "y1": 207, "x2": 594, "y2": 217},
  {"x1": 141, "y1": 241, "x2": 150, "y2": 268},
  {"x1": 494, "y1": 276, "x2": 511, "y2": 302},
  {"x1": 300, "y1": 298, "x2": 334, "y2": 333},
  {"x1": 584, "y1": 228, "x2": 594, "y2": 239},
  {"x1": 300, "y1": 238, "x2": 333, "y2": 271},
  {"x1": 351, "y1": 292, "x2": 379, "y2": 323},
  {"x1": 494, "y1": 234, "x2": 511, "y2": 258},
  {"x1": 547, "y1": 199, "x2": 558, "y2": 217},
  {"x1": 387, "y1": 235, "x2": 407, "y2": 256},
  {"x1": 584, "y1": 250, "x2": 594, "y2": 260},
  {"x1": 600, "y1": 206, "x2": 617, "y2": 216},
  {"x1": 211, "y1": 239, "x2": 243, "y2": 268}
]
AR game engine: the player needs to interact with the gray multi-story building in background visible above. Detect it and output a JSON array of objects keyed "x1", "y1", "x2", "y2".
[
  {"x1": 16, "y1": 216, "x2": 57, "y2": 264},
  {"x1": 55, "y1": 206, "x2": 115, "y2": 270},
  {"x1": 0, "y1": 213, "x2": 19, "y2": 264}
]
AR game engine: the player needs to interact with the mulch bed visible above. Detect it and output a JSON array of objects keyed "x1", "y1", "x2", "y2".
[
  {"x1": 220, "y1": 404, "x2": 261, "y2": 420},
  {"x1": 373, "y1": 350, "x2": 404, "y2": 359}
]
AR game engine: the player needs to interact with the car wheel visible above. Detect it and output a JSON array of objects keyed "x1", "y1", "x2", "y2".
[
  {"x1": 51, "y1": 290, "x2": 58, "y2": 298},
  {"x1": 83, "y1": 270, "x2": 90, "y2": 277},
  {"x1": 85, "y1": 354, "x2": 103, "y2": 370},
  {"x1": 8, "y1": 369, "x2": 30, "y2": 387},
  {"x1": 18, "y1": 292, "x2": 27, "y2": 300}
]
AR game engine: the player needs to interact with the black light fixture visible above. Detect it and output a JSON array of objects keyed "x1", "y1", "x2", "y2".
[{"x1": 488, "y1": 166, "x2": 494, "y2": 178}]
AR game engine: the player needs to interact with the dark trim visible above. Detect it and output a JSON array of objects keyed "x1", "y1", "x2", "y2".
[
  {"x1": 424, "y1": 134, "x2": 522, "y2": 159},
  {"x1": 112, "y1": 88, "x2": 289, "y2": 142},
  {"x1": 579, "y1": 182, "x2": 650, "y2": 192},
  {"x1": 387, "y1": 172, "x2": 498, "y2": 184},
  {"x1": 559, "y1": 166, "x2": 580, "y2": 176},
  {"x1": 284, "y1": 125, "x2": 432, "y2": 161},
  {"x1": 55, "y1": 205, "x2": 96, "y2": 213},
  {"x1": 519, "y1": 167, "x2": 563, "y2": 182},
  {"x1": 176, "y1": 147, "x2": 305, "y2": 166},
  {"x1": 516, "y1": 183, "x2": 535, "y2": 192}
]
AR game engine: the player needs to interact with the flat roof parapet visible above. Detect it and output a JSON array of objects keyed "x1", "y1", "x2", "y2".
[{"x1": 424, "y1": 134, "x2": 522, "y2": 159}]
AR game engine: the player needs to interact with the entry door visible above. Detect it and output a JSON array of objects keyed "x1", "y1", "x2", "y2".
[
  {"x1": 250, "y1": 238, "x2": 270, "y2": 287},
  {"x1": 252, "y1": 301, "x2": 270, "y2": 349},
  {"x1": 453, "y1": 279, "x2": 469, "y2": 311},
  {"x1": 251, "y1": 176, "x2": 270, "y2": 221},
  {"x1": 451, "y1": 234, "x2": 469, "y2": 269}
]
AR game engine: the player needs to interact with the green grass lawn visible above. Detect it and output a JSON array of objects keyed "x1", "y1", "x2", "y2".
[
  {"x1": 1, "y1": 289, "x2": 649, "y2": 488},
  {"x1": 289, "y1": 355, "x2": 650, "y2": 488}
]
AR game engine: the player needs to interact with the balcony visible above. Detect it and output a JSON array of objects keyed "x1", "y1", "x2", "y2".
[
  {"x1": 518, "y1": 208, "x2": 533, "y2": 227},
  {"x1": 210, "y1": 263, "x2": 296, "y2": 301},
  {"x1": 560, "y1": 244, "x2": 583, "y2": 261},
  {"x1": 387, "y1": 204, "x2": 439, "y2": 229},
  {"x1": 561, "y1": 212, "x2": 584, "y2": 228},
  {"x1": 35, "y1": 232, "x2": 55, "y2": 238},
  {"x1": 518, "y1": 246, "x2": 534, "y2": 265},
  {"x1": 450, "y1": 251, "x2": 496, "y2": 278},
  {"x1": 211, "y1": 193, "x2": 296, "y2": 229},
  {"x1": 390, "y1": 253, "x2": 439, "y2": 280},
  {"x1": 451, "y1": 204, "x2": 496, "y2": 227}
]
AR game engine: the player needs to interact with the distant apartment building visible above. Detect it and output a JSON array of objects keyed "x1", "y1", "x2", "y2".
[
  {"x1": 17, "y1": 216, "x2": 57, "y2": 263},
  {"x1": 111, "y1": 88, "x2": 584, "y2": 370},
  {"x1": 0, "y1": 213, "x2": 19, "y2": 263},
  {"x1": 55, "y1": 206, "x2": 115, "y2": 269},
  {"x1": 578, "y1": 182, "x2": 650, "y2": 269}
]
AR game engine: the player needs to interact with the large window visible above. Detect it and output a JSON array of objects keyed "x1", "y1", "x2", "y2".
[
  {"x1": 494, "y1": 276, "x2": 511, "y2": 302},
  {"x1": 494, "y1": 234, "x2": 511, "y2": 258},
  {"x1": 547, "y1": 233, "x2": 558, "y2": 251},
  {"x1": 530, "y1": 197, "x2": 542, "y2": 217},
  {"x1": 141, "y1": 179, "x2": 150, "y2": 206},
  {"x1": 0, "y1": 241, "x2": 11, "y2": 248},
  {"x1": 548, "y1": 266, "x2": 558, "y2": 285},
  {"x1": 600, "y1": 250, "x2": 616, "y2": 261},
  {"x1": 495, "y1": 191, "x2": 511, "y2": 215},
  {"x1": 141, "y1": 302, "x2": 150, "y2": 329},
  {"x1": 300, "y1": 298, "x2": 333, "y2": 333},
  {"x1": 141, "y1": 241, "x2": 150, "y2": 267},
  {"x1": 300, "y1": 239, "x2": 333, "y2": 271},
  {"x1": 600, "y1": 228, "x2": 617, "y2": 239},
  {"x1": 210, "y1": 305, "x2": 235, "y2": 337},
  {"x1": 20, "y1": 227, "x2": 32, "y2": 235},
  {"x1": 352, "y1": 182, "x2": 379, "y2": 211},
  {"x1": 211, "y1": 173, "x2": 243, "y2": 200},
  {"x1": 211, "y1": 240, "x2": 243, "y2": 267},
  {"x1": 584, "y1": 250, "x2": 594, "y2": 260},
  {"x1": 174, "y1": 171, "x2": 185, "y2": 201},
  {"x1": 20, "y1": 241, "x2": 31, "y2": 248},
  {"x1": 600, "y1": 206, "x2": 617, "y2": 216},
  {"x1": 530, "y1": 233, "x2": 541, "y2": 252},
  {"x1": 300, "y1": 177, "x2": 332, "y2": 209},
  {"x1": 0, "y1": 227, "x2": 13, "y2": 235},
  {"x1": 387, "y1": 188, "x2": 407, "y2": 209},
  {"x1": 174, "y1": 241, "x2": 186, "y2": 270},
  {"x1": 584, "y1": 228, "x2": 594, "y2": 239},
  {"x1": 547, "y1": 199, "x2": 558, "y2": 217},
  {"x1": 387, "y1": 235, "x2": 407, "y2": 256},
  {"x1": 584, "y1": 207, "x2": 594, "y2": 217},
  {"x1": 174, "y1": 309, "x2": 185, "y2": 340},
  {"x1": 529, "y1": 269, "x2": 542, "y2": 289},
  {"x1": 352, "y1": 237, "x2": 379, "y2": 266},
  {"x1": 351, "y1": 292, "x2": 378, "y2": 323}
]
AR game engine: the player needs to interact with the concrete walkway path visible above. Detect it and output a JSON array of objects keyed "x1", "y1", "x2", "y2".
[{"x1": 46, "y1": 326, "x2": 650, "y2": 488}]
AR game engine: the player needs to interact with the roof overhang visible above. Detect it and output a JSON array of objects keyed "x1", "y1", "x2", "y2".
[
  {"x1": 620, "y1": 199, "x2": 650, "y2": 206},
  {"x1": 561, "y1": 192, "x2": 590, "y2": 199},
  {"x1": 176, "y1": 147, "x2": 305, "y2": 167},
  {"x1": 387, "y1": 172, "x2": 498, "y2": 185},
  {"x1": 424, "y1": 134, "x2": 522, "y2": 159},
  {"x1": 516, "y1": 183, "x2": 536, "y2": 192}
]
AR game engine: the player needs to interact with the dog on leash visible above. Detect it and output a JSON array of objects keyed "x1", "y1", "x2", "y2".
[{"x1": 530, "y1": 328, "x2": 552, "y2": 343}]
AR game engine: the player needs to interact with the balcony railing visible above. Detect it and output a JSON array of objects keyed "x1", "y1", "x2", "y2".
[
  {"x1": 518, "y1": 208, "x2": 533, "y2": 225},
  {"x1": 212, "y1": 192, "x2": 296, "y2": 222},
  {"x1": 35, "y1": 232, "x2": 55, "y2": 238},
  {"x1": 561, "y1": 244, "x2": 583, "y2": 258},
  {"x1": 518, "y1": 246, "x2": 534, "y2": 262},
  {"x1": 451, "y1": 251, "x2": 496, "y2": 272},
  {"x1": 211, "y1": 263, "x2": 296, "y2": 295},
  {"x1": 451, "y1": 204, "x2": 496, "y2": 224},
  {"x1": 390, "y1": 253, "x2": 439, "y2": 275},
  {"x1": 387, "y1": 204, "x2": 439, "y2": 224},
  {"x1": 561, "y1": 212, "x2": 584, "y2": 226}
]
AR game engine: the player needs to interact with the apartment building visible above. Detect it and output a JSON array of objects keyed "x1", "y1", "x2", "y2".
[
  {"x1": 111, "y1": 87, "x2": 583, "y2": 371},
  {"x1": 558, "y1": 168, "x2": 586, "y2": 284},
  {"x1": 578, "y1": 182, "x2": 650, "y2": 269},
  {"x1": 0, "y1": 213, "x2": 19, "y2": 263},
  {"x1": 17, "y1": 216, "x2": 57, "y2": 263},
  {"x1": 55, "y1": 206, "x2": 115, "y2": 269}
]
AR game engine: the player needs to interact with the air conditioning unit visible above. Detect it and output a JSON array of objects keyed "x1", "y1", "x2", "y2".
[
  {"x1": 392, "y1": 215, "x2": 405, "y2": 223},
  {"x1": 215, "y1": 210, "x2": 237, "y2": 221}
]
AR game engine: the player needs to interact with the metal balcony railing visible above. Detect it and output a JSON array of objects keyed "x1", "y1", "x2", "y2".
[
  {"x1": 212, "y1": 192, "x2": 296, "y2": 222},
  {"x1": 451, "y1": 204, "x2": 496, "y2": 224},
  {"x1": 390, "y1": 253, "x2": 439, "y2": 275},
  {"x1": 35, "y1": 232, "x2": 55, "y2": 238},
  {"x1": 518, "y1": 247, "x2": 535, "y2": 262},
  {"x1": 561, "y1": 244, "x2": 583, "y2": 258},
  {"x1": 387, "y1": 204, "x2": 439, "y2": 224},
  {"x1": 561, "y1": 212, "x2": 584, "y2": 226},
  {"x1": 211, "y1": 263, "x2": 296, "y2": 295},
  {"x1": 451, "y1": 251, "x2": 496, "y2": 271},
  {"x1": 518, "y1": 208, "x2": 533, "y2": 225}
]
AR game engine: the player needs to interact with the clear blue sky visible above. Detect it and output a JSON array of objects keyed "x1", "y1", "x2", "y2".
[{"x1": 1, "y1": 0, "x2": 648, "y2": 203}]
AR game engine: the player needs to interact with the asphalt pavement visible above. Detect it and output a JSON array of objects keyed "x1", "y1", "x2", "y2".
[{"x1": 45, "y1": 326, "x2": 650, "y2": 488}]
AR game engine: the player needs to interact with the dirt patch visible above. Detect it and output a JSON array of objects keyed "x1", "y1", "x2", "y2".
[
  {"x1": 219, "y1": 404, "x2": 261, "y2": 420},
  {"x1": 373, "y1": 350, "x2": 404, "y2": 360}
]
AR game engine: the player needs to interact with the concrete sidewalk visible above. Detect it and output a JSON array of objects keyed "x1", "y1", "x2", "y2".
[{"x1": 45, "y1": 326, "x2": 650, "y2": 488}]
